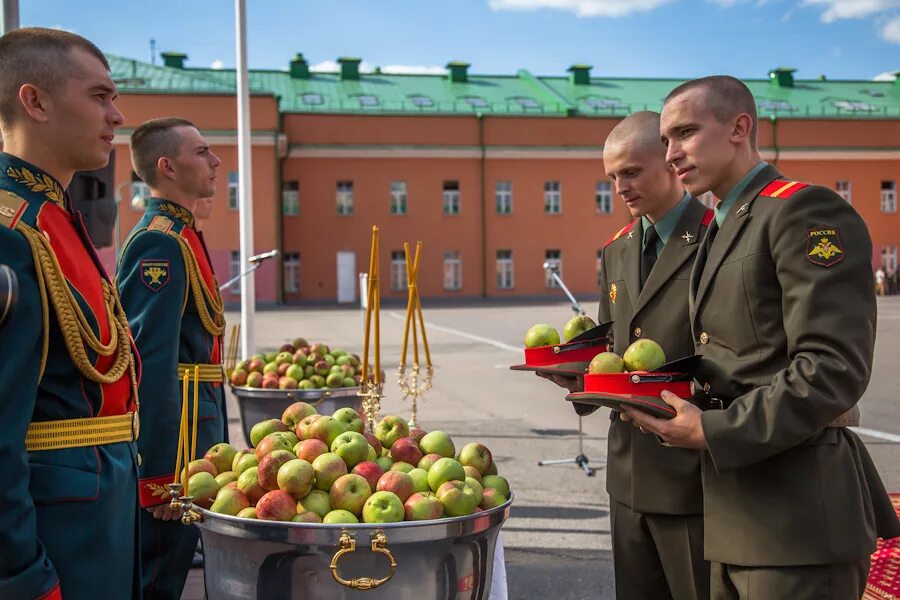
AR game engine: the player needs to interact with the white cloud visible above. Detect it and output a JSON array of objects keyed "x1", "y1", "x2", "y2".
[
  {"x1": 881, "y1": 14, "x2": 900, "y2": 41},
  {"x1": 210, "y1": 60, "x2": 224, "y2": 70},
  {"x1": 488, "y1": 0, "x2": 675, "y2": 17},
  {"x1": 309, "y1": 61, "x2": 447, "y2": 75},
  {"x1": 800, "y1": 0, "x2": 900, "y2": 22},
  {"x1": 872, "y1": 70, "x2": 899, "y2": 80}
]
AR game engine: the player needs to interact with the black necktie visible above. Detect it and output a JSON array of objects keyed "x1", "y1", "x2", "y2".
[
  {"x1": 694, "y1": 218, "x2": 720, "y2": 281},
  {"x1": 640, "y1": 225, "x2": 659, "y2": 288}
]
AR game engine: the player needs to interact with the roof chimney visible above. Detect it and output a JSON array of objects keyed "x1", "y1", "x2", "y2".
[
  {"x1": 338, "y1": 57, "x2": 361, "y2": 81},
  {"x1": 161, "y1": 52, "x2": 187, "y2": 69},
  {"x1": 769, "y1": 67, "x2": 796, "y2": 88},
  {"x1": 568, "y1": 64, "x2": 592, "y2": 85},
  {"x1": 290, "y1": 53, "x2": 310, "y2": 79},
  {"x1": 446, "y1": 61, "x2": 470, "y2": 84}
]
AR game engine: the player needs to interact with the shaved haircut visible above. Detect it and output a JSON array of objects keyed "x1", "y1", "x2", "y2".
[
  {"x1": 130, "y1": 117, "x2": 196, "y2": 187},
  {"x1": 605, "y1": 111, "x2": 665, "y2": 157},
  {"x1": 0, "y1": 27, "x2": 109, "y2": 127},
  {"x1": 664, "y1": 76, "x2": 758, "y2": 146}
]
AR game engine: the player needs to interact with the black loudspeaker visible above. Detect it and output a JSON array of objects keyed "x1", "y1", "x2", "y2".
[{"x1": 68, "y1": 151, "x2": 116, "y2": 248}]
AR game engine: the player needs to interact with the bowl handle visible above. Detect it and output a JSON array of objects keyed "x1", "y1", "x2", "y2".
[{"x1": 330, "y1": 530, "x2": 397, "y2": 590}]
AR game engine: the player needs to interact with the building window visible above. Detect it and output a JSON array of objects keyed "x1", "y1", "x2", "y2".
[
  {"x1": 228, "y1": 171, "x2": 239, "y2": 210},
  {"x1": 495, "y1": 181, "x2": 512, "y2": 215},
  {"x1": 130, "y1": 180, "x2": 151, "y2": 211},
  {"x1": 835, "y1": 181, "x2": 851, "y2": 204},
  {"x1": 462, "y1": 96, "x2": 487, "y2": 108},
  {"x1": 544, "y1": 181, "x2": 561, "y2": 214},
  {"x1": 390, "y1": 250, "x2": 407, "y2": 291},
  {"x1": 443, "y1": 250, "x2": 462, "y2": 290},
  {"x1": 596, "y1": 181, "x2": 613, "y2": 214},
  {"x1": 283, "y1": 252, "x2": 300, "y2": 293},
  {"x1": 545, "y1": 250, "x2": 562, "y2": 288},
  {"x1": 408, "y1": 94, "x2": 433, "y2": 108},
  {"x1": 443, "y1": 181, "x2": 460, "y2": 215},
  {"x1": 882, "y1": 246, "x2": 898, "y2": 272},
  {"x1": 301, "y1": 93, "x2": 324, "y2": 105},
  {"x1": 390, "y1": 181, "x2": 408, "y2": 215},
  {"x1": 354, "y1": 94, "x2": 379, "y2": 107},
  {"x1": 229, "y1": 251, "x2": 241, "y2": 295},
  {"x1": 496, "y1": 250, "x2": 514, "y2": 289},
  {"x1": 282, "y1": 181, "x2": 299, "y2": 215},
  {"x1": 508, "y1": 96, "x2": 539, "y2": 109},
  {"x1": 882, "y1": 181, "x2": 897, "y2": 213},
  {"x1": 597, "y1": 249, "x2": 603, "y2": 287},
  {"x1": 336, "y1": 180, "x2": 354, "y2": 215}
]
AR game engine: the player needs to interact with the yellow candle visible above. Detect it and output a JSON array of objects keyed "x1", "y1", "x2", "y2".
[
  {"x1": 373, "y1": 228, "x2": 381, "y2": 384},
  {"x1": 174, "y1": 371, "x2": 189, "y2": 485},
  {"x1": 362, "y1": 226, "x2": 377, "y2": 382},
  {"x1": 191, "y1": 366, "x2": 200, "y2": 461},
  {"x1": 400, "y1": 243, "x2": 415, "y2": 366},
  {"x1": 182, "y1": 369, "x2": 190, "y2": 489}
]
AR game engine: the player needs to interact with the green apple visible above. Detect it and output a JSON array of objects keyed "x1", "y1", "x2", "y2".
[
  {"x1": 524, "y1": 324, "x2": 560, "y2": 348},
  {"x1": 463, "y1": 477, "x2": 484, "y2": 506},
  {"x1": 277, "y1": 459, "x2": 316, "y2": 499},
  {"x1": 188, "y1": 472, "x2": 220, "y2": 509},
  {"x1": 404, "y1": 491, "x2": 444, "y2": 521},
  {"x1": 375, "y1": 456, "x2": 394, "y2": 472},
  {"x1": 281, "y1": 401, "x2": 317, "y2": 427},
  {"x1": 236, "y1": 506, "x2": 257, "y2": 519},
  {"x1": 296, "y1": 489, "x2": 331, "y2": 518},
  {"x1": 458, "y1": 442, "x2": 493, "y2": 475},
  {"x1": 312, "y1": 452, "x2": 348, "y2": 491},
  {"x1": 623, "y1": 339, "x2": 666, "y2": 372},
  {"x1": 233, "y1": 452, "x2": 258, "y2": 476},
  {"x1": 215, "y1": 471, "x2": 238, "y2": 487},
  {"x1": 407, "y1": 468, "x2": 430, "y2": 493},
  {"x1": 204, "y1": 443, "x2": 238, "y2": 476},
  {"x1": 481, "y1": 475, "x2": 510, "y2": 498},
  {"x1": 436, "y1": 480, "x2": 478, "y2": 517},
  {"x1": 419, "y1": 431, "x2": 456, "y2": 458},
  {"x1": 332, "y1": 407, "x2": 364, "y2": 433},
  {"x1": 563, "y1": 314, "x2": 597, "y2": 342},
  {"x1": 331, "y1": 431, "x2": 369, "y2": 469},
  {"x1": 250, "y1": 419, "x2": 289, "y2": 447},
  {"x1": 589, "y1": 352, "x2": 626, "y2": 374},
  {"x1": 362, "y1": 491, "x2": 405, "y2": 524},
  {"x1": 480, "y1": 488, "x2": 508, "y2": 510},
  {"x1": 374, "y1": 415, "x2": 410, "y2": 449},
  {"x1": 427, "y1": 458, "x2": 466, "y2": 492},
  {"x1": 389, "y1": 461, "x2": 414, "y2": 474},
  {"x1": 308, "y1": 416, "x2": 348, "y2": 447},
  {"x1": 324, "y1": 509, "x2": 359, "y2": 524},
  {"x1": 210, "y1": 486, "x2": 250, "y2": 516}
]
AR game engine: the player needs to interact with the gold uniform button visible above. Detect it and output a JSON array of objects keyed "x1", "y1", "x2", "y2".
[
  {"x1": 699, "y1": 332, "x2": 710, "y2": 344},
  {"x1": 633, "y1": 327, "x2": 642, "y2": 338}
]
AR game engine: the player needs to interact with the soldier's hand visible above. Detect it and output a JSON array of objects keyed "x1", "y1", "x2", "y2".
[
  {"x1": 535, "y1": 371, "x2": 583, "y2": 393},
  {"x1": 148, "y1": 503, "x2": 184, "y2": 521},
  {"x1": 622, "y1": 390, "x2": 708, "y2": 450}
]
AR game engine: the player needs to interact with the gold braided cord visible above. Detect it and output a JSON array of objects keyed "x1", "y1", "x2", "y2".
[
  {"x1": 16, "y1": 222, "x2": 136, "y2": 385},
  {"x1": 173, "y1": 234, "x2": 225, "y2": 337}
]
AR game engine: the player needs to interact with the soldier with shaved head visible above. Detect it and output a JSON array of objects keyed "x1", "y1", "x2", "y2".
[
  {"x1": 545, "y1": 111, "x2": 712, "y2": 600},
  {"x1": 622, "y1": 75, "x2": 900, "y2": 599}
]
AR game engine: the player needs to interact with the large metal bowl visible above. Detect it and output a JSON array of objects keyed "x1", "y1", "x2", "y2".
[
  {"x1": 195, "y1": 494, "x2": 512, "y2": 599},
  {"x1": 230, "y1": 385, "x2": 363, "y2": 446}
]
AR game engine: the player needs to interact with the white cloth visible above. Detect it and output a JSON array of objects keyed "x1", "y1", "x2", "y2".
[
  {"x1": 489, "y1": 533, "x2": 508, "y2": 600},
  {"x1": 876, "y1": 269, "x2": 886, "y2": 284}
]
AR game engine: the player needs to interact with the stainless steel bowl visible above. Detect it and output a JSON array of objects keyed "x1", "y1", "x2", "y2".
[
  {"x1": 230, "y1": 385, "x2": 362, "y2": 446},
  {"x1": 194, "y1": 494, "x2": 512, "y2": 599}
]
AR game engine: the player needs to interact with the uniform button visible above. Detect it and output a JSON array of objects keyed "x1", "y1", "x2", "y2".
[
  {"x1": 699, "y1": 332, "x2": 709, "y2": 344},
  {"x1": 137, "y1": 453, "x2": 142, "y2": 466},
  {"x1": 633, "y1": 327, "x2": 642, "y2": 338}
]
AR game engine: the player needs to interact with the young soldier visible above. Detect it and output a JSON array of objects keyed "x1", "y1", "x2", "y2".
[
  {"x1": 625, "y1": 76, "x2": 900, "y2": 599},
  {"x1": 117, "y1": 118, "x2": 226, "y2": 599},
  {"x1": 0, "y1": 28, "x2": 140, "y2": 599},
  {"x1": 548, "y1": 112, "x2": 713, "y2": 599}
]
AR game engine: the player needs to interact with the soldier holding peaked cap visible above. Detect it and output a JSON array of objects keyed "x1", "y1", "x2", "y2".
[
  {"x1": 0, "y1": 28, "x2": 140, "y2": 600},
  {"x1": 622, "y1": 75, "x2": 900, "y2": 599},
  {"x1": 118, "y1": 118, "x2": 228, "y2": 599},
  {"x1": 546, "y1": 111, "x2": 713, "y2": 599}
]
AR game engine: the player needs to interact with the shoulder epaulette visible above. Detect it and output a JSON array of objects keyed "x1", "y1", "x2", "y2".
[
  {"x1": 0, "y1": 190, "x2": 27, "y2": 229},
  {"x1": 760, "y1": 179, "x2": 809, "y2": 200},
  {"x1": 147, "y1": 215, "x2": 173, "y2": 234},
  {"x1": 701, "y1": 208, "x2": 714, "y2": 226},
  {"x1": 604, "y1": 220, "x2": 638, "y2": 247}
]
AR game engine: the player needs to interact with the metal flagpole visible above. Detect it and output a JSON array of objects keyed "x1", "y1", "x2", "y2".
[
  {"x1": 235, "y1": 0, "x2": 256, "y2": 358},
  {"x1": 1, "y1": 0, "x2": 19, "y2": 34}
]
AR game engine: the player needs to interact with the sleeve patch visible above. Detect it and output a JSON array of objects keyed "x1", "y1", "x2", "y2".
[
  {"x1": 141, "y1": 259, "x2": 171, "y2": 291},
  {"x1": 806, "y1": 227, "x2": 844, "y2": 267}
]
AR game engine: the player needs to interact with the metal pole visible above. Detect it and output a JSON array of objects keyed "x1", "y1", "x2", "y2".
[
  {"x1": 543, "y1": 262, "x2": 585, "y2": 315},
  {"x1": 235, "y1": 0, "x2": 256, "y2": 358},
  {"x1": 1, "y1": 0, "x2": 19, "y2": 35}
]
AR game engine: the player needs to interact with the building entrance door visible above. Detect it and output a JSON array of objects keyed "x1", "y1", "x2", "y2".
[{"x1": 336, "y1": 251, "x2": 356, "y2": 303}]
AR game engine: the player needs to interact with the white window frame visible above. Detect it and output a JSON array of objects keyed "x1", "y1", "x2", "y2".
[
  {"x1": 544, "y1": 181, "x2": 562, "y2": 214},
  {"x1": 443, "y1": 181, "x2": 460, "y2": 215},
  {"x1": 228, "y1": 171, "x2": 239, "y2": 210},
  {"x1": 495, "y1": 181, "x2": 512, "y2": 215},
  {"x1": 596, "y1": 181, "x2": 613, "y2": 214},
  {"x1": 443, "y1": 250, "x2": 462, "y2": 291},
  {"x1": 229, "y1": 250, "x2": 241, "y2": 295},
  {"x1": 282, "y1": 181, "x2": 299, "y2": 216},
  {"x1": 283, "y1": 252, "x2": 300, "y2": 293},
  {"x1": 882, "y1": 181, "x2": 897, "y2": 213},
  {"x1": 545, "y1": 250, "x2": 562, "y2": 288},
  {"x1": 390, "y1": 181, "x2": 408, "y2": 215},
  {"x1": 496, "y1": 250, "x2": 514, "y2": 290},
  {"x1": 835, "y1": 180, "x2": 851, "y2": 204},
  {"x1": 390, "y1": 250, "x2": 407, "y2": 291},
  {"x1": 336, "y1": 180, "x2": 354, "y2": 215},
  {"x1": 882, "y1": 246, "x2": 898, "y2": 272}
]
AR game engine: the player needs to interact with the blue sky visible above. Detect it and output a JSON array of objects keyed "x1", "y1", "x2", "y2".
[{"x1": 22, "y1": 0, "x2": 900, "y2": 80}]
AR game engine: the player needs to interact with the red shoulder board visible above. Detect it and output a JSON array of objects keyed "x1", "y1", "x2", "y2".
[
  {"x1": 760, "y1": 179, "x2": 809, "y2": 200},
  {"x1": 701, "y1": 208, "x2": 714, "y2": 226},
  {"x1": 604, "y1": 221, "x2": 637, "y2": 247}
]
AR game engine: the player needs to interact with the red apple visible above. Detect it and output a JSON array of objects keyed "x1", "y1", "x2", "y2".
[
  {"x1": 409, "y1": 427, "x2": 428, "y2": 444},
  {"x1": 329, "y1": 474, "x2": 372, "y2": 515},
  {"x1": 256, "y1": 490, "x2": 297, "y2": 521},
  {"x1": 257, "y1": 450, "x2": 295, "y2": 491},
  {"x1": 308, "y1": 416, "x2": 348, "y2": 447},
  {"x1": 294, "y1": 438, "x2": 329, "y2": 463},
  {"x1": 256, "y1": 433, "x2": 295, "y2": 461},
  {"x1": 277, "y1": 458, "x2": 316, "y2": 499},
  {"x1": 390, "y1": 437, "x2": 424, "y2": 466},
  {"x1": 237, "y1": 467, "x2": 266, "y2": 504},
  {"x1": 282, "y1": 402, "x2": 317, "y2": 427},
  {"x1": 436, "y1": 480, "x2": 478, "y2": 517},
  {"x1": 230, "y1": 369, "x2": 248, "y2": 386},
  {"x1": 458, "y1": 442, "x2": 493, "y2": 475},
  {"x1": 376, "y1": 471, "x2": 415, "y2": 503},
  {"x1": 418, "y1": 453, "x2": 443, "y2": 472},
  {"x1": 312, "y1": 452, "x2": 348, "y2": 491},
  {"x1": 363, "y1": 431, "x2": 382, "y2": 456},
  {"x1": 351, "y1": 461, "x2": 385, "y2": 492},
  {"x1": 295, "y1": 414, "x2": 322, "y2": 440},
  {"x1": 404, "y1": 491, "x2": 444, "y2": 521}
]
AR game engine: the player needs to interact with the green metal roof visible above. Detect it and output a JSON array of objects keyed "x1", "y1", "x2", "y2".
[{"x1": 107, "y1": 54, "x2": 900, "y2": 119}]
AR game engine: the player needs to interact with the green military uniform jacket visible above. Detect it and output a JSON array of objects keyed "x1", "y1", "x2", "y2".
[
  {"x1": 599, "y1": 196, "x2": 713, "y2": 515},
  {"x1": 692, "y1": 164, "x2": 900, "y2": 566}
]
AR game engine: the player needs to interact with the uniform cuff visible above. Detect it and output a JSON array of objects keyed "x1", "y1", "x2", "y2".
[
  {"x1": 36, "y1": 582, "x2": 61, "y2": 600},
  {"x1": 139, "y1": 473, "x2": 176, "y2": 507}
]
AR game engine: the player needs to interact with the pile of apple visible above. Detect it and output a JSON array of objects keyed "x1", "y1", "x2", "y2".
[
  {"x1": 187, "y1": 404, "x2": 510, "y2": 524},
  {"x1": 525, "y1": 315, "x2": 597, "y2": 348},
  {"x1": 229, "y1": 338, "x2": 361, "y2": 390}
]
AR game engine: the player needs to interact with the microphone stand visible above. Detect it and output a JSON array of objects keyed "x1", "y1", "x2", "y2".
[{"x1": 218, "y1": 249, "x2": 279, "y2": 292}]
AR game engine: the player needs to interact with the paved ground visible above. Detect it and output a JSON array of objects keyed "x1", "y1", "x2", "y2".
[{"x1": 183, "y1": 297, "x2": 900, "y2": 599}]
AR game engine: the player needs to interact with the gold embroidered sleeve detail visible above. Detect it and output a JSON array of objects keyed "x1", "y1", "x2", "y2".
[
  {"x1": 7, "y1": 166, "x2": 65, "y2": 205},
  {"x1": 158, "y1": 202, "x2": 195, "y2": 227},
  {"x1": 146, "y1": 482, "x2": 170, "y2": 498}
]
